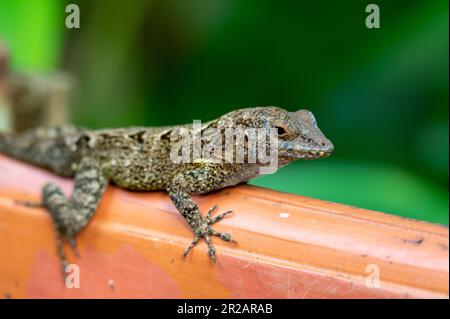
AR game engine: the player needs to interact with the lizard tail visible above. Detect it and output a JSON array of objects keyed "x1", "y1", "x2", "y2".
[
  {"x1": 0, "y1": 126, "x2": 82, "y2": 177},
  {"x1": 0, "y1": 131, "x2": 14, "y2": 157},
  {"x1": 0, "y1": 129, "x2": 46, "y2": 163}
]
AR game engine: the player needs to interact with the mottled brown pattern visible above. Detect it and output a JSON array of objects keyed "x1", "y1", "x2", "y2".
[{"x1": 0, "y1": 106, "x2": 333, "y2": 274}]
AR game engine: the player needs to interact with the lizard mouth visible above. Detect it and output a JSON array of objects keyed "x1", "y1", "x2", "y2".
[
  {"x1": 279, "y1": 149, "x2": 332, "y2": 165},
  {"x1": 279, "y1": 140, "x2": 334, "y2": 162},
  {"x1": 300, "y1": 149, "x2": 332, "y2": 160}
]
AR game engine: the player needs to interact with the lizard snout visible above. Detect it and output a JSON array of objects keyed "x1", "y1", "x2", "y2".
[{"x1": 318, "y1": 138, "x2": 334, "y2": 157}]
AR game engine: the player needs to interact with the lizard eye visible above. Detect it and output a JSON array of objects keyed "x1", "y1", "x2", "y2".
[{"x1": 275, "y1": 125, "x2": 289, "y2": 138}]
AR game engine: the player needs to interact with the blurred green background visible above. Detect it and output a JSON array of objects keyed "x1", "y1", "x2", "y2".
[{"x1": 0, "y1": 0, "x2": 448, "y2": 224}]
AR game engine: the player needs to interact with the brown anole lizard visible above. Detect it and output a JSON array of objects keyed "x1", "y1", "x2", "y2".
[{"x1": 0, "y1": 106, "x2": 333, "y2": 275}]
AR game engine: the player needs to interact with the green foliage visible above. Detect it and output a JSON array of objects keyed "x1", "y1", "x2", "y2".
[
  {"x1": 251, "y1": 159, "x2": 449, "y2": 225},
  {"x1": 0, "y1": 0, "x2": 64, "y2": 72},
  {"x1": 0, "y1": 0, "x2": 448, "y2": 224}
]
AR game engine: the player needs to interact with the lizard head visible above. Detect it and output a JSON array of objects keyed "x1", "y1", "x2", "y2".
[
  {"x1": 217, "y1": 106, "x2": 334, "y2": 166},
  {"x1": 274, "y1": 108, "x2": 334, "y2": 163}
]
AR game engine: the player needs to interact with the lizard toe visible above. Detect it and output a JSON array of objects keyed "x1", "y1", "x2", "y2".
[
  {"x1": 211, "y1": 230, "x2": 237, "y2": 243},
  {"x1": 67, "y1": 236, "x2": 80, "y2": 258},
  {"x1": 183, "y1": 235, "x2": 200, "y2": 258},
  {"x1": 206, "y1": 206, "x2": 234, "y2": 225}
]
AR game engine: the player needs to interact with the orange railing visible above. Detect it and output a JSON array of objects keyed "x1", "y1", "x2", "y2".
[{"x1": 0, "y1": 154, "x2": 448, "y2": 298}]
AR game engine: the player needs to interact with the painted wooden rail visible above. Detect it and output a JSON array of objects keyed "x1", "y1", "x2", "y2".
[{"x1": 0, "y1": 154, "x2": 448, "y2": 298}]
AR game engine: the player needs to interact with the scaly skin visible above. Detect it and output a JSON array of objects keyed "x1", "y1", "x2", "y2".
[{"x1": 0, "y1": 106, "x2": 334, "y2": 275}]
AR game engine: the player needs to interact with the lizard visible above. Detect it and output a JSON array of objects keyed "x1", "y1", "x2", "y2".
[{"x1": 0, "y1": 106, "x2": 334, "y2": 276}]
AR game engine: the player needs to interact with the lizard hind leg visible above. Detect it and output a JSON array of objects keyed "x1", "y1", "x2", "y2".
[{"x1": 41, "y1": 159, "x2": 107, "y2": 278}]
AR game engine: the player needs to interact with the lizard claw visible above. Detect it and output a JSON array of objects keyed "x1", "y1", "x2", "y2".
[{"x1": 183, "y1": 205, "x2": 237, "y2": 262}]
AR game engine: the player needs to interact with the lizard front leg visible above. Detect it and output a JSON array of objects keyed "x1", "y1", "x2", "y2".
[
  {"x1": 167, "y1": 164, "x2": 236, "y2": 262},
  {"x1": 42, "y1": 158, "x2": 107, "y2": 276}
]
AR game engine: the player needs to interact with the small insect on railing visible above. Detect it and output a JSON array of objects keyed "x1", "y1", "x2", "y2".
[{"x1": 0, "y1": 154, "x2": 448, "y2": 298}]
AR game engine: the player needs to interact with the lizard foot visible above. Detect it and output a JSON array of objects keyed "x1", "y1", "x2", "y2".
[
  {"x1": 16, "y1": 195, "x2": 80, "y2": 281},
  {"x1": 183, "y1": 205, "x2": 236, "y2": 262}
]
